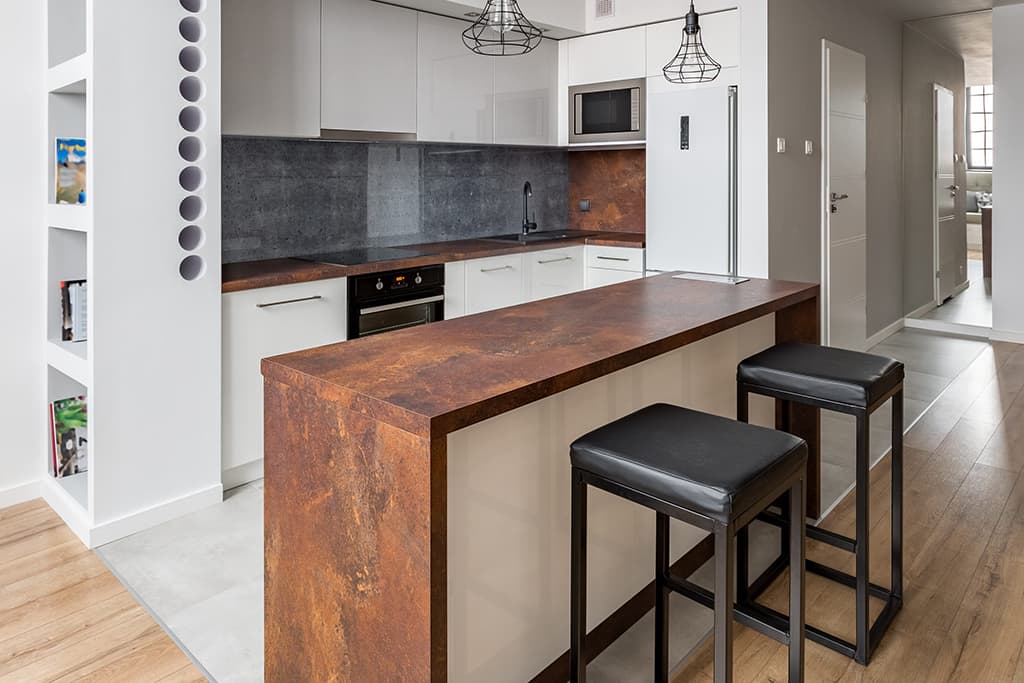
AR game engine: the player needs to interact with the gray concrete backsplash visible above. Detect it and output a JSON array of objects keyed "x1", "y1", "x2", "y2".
[{"x1": 222, "y1": 137, "x2": 569, "y2": 263}]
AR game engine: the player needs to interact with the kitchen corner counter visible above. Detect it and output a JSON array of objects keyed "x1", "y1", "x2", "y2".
[
  {"x1": 222, "y1": 232, "x2": 646, "y2": 293},
  {"x1": 262, "y1": 274, "x2": 820, "y2": 683}
]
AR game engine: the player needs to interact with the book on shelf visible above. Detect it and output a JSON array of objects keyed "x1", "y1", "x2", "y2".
[
  {"x1": 60, "y1": 279, "x2": 87, "y2": 342},
  {"x1": 55, "y1": 138, "x2": 87, "y2": 205},
  {"x1": 49, "y1": 396, "x2": 88, "y2": 479}
]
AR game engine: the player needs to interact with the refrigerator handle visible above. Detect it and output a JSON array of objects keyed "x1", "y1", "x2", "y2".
[{"x1": 728, "y1": 85, "x2": 739, "y2": 278}]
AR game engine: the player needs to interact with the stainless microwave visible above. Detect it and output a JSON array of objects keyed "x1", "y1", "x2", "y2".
[{"x1": 568, "y1": 78, "x2": 646, "y2": 145}]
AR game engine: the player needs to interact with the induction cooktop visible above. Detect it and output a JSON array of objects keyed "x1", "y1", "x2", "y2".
[{"x1": 296, "y1": 246, "x2": 434, "y2": 266}]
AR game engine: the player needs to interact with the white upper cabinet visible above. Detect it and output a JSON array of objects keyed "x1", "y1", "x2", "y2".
[
  {"x1": 222, "y1": 0, "x2": 321, "y2": 137},
  {"x1": 494, "y1": 38, "x2": 559, "y2": 146},
  {"x1": 417, "y1": 13, "x2": 495, "y2": 144},
  {"x1": 566, "y1": 26, "x2": 646, "y2": 86},
  {"x1": 645, "y1": 10, "x2": 740, "y2": 78},
  {"x1": 321, "y1": 0, "x2": 418, "y2": 134}
]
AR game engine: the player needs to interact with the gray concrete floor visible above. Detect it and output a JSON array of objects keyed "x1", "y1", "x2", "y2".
[
  {"x1": 915, "y1": 258, "x2": 992, "y2": 328},
  {"x1": 96, "y1": 330, "x2": 991, "y2": 683}
]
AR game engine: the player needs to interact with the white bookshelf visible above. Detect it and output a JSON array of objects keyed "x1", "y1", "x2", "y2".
[{"x1": 43, "y1": 0, "x2": 223, "y2": 547}]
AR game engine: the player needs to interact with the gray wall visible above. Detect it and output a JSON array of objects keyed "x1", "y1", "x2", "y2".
[
  {"x1": 903, "y1": 25, "x2": 968, "y2": 314},
  {"x1": 222, "y1": 137, "x2": 569, "y2": 263},
  {"x1": 767, "y1": 0, "x2": 905, "y2": 337}
]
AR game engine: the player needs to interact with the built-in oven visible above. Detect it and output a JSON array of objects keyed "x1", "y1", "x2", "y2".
[
  {"x1": 568, "y1": 78, "x2": 646, "y2": 145},
  {"x1": 348, "y1": 265, "x2": 445, "y2": 339}
]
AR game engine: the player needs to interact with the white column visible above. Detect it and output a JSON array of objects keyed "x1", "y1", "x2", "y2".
[
  {"x1": 0, "y1": 3, "x2": 46, "y2": 507},
  {"x1": 992, "y1": 2, "x2": 1024, "y2": 341}
]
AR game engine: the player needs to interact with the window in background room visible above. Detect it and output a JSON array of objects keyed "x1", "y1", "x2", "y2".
[{"x1": 968, "y1": 85, "x2": 994, "y2": 170}]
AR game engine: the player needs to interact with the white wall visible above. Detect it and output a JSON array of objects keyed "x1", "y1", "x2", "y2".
[
  {"x1": 992, "y1": 2, "x2": 1024, "y2": 340},
  {"x1": 0, "y1": 3, "x2": 45, "y2": 506}
]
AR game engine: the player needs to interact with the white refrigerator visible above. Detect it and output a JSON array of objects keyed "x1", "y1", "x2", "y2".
[{"x1": 646, "y1": 79, "x2": 739, "y2": 276}]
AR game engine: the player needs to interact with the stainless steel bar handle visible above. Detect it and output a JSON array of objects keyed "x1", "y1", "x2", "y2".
[
  {"x1": 256, "y1": 295, "x2": 324, "y2": 309},
  {"x1": 538, "y1": 256, "x2": 573, "y2": 264},
  {"x1": 596, "y1": 256, "x2": 630, "y2": 262},
  {"x1": 360, "y1": 294, "x2": 445, "y2": 316},
  {"x1": 480, "y1": 265, "x2": 514, "y2": 273}
]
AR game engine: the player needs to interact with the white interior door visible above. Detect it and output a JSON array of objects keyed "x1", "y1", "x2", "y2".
[
  {"x1": 822, "y1": 41, "x2": 867, "y2": 351},
  {"x1": 934, "y1": 85, "x2": 959, "y2": 304}
]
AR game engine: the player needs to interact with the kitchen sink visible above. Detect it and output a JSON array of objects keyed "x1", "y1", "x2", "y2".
[{"x1": 482, "y1": 230, "x2": 597, "y2": 244}]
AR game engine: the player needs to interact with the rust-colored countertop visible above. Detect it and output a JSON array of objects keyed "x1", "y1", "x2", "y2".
[
  {"x1": 222, "y1": 232, "x2": 646, "y2": 293},
  {"x1": 262, "y1": 274, "x2": 818, "y2": 439}
]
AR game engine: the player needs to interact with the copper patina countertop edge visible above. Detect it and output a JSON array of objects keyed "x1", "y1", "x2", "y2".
[
  {"x1": 261, "y1": 275, "x2": 819, "y2": 439},
  {"x1": 224, "y1": 232, "x2": 646, "y2": 293}
]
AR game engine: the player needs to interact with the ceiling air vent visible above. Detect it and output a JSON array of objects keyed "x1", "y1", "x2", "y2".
[{"x1": 595, "y1": 0, "x2": 615, "y2": 19}]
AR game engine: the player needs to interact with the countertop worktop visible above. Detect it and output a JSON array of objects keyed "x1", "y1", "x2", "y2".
[
  {"x1": 222, "y1": 231, "x2": 645, "y2": 293},
  {"x1": 262, "y1": 274, "x2": 821, "y2": 683},
  {"x1": 262, "y1": 274, "x2": 818, "y2": 439}
]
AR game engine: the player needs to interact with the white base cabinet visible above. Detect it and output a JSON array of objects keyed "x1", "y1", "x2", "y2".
[
  {"x1": 527, "y1": 246, "x2": 585, "y2": 300},
  {"x1": 465, "y1": 254, "x2": 527, "y2": 314},
  {"x1": 585, "y1": 245, "x2": 646, "y2": 289},
  {"x1": 222, "y1": 278, "x2": 348, "y2": 486}
]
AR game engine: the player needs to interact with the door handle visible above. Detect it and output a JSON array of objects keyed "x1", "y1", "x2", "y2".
[{"x1": 829, "y1": 192, "x2": 849, "y2": 214}]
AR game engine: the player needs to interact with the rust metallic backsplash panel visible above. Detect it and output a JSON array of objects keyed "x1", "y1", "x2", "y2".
[{"x1": 568, "y1": 149, "x2": 646, "y2": 234}]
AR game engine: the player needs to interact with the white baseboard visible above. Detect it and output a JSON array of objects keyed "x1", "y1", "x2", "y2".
[
  {"x1": 222, "y1": 459, "x2": 263, "y2": 491},
  {"x1": 951, "y1": 280, "x2": 970, "y2": 297},
  {"x1": 0, "y1": 480, "x2": 42, "y2": 510},
  {"x1": 90, "y1": 483, "x2": 224, "y2": 548},
  {"x1": 904, "y1": 317, "x2": 992, "y2": 340},
  {"x1": 905, "y1": 300, "x2": 937, "y2": 319},
  {"x1": 991, "y1": 329, "x2": 1024, "y2": 344},
  {"x1": 866, "y1": 318, "x2": 905, "y2": 348},
  {"x1": 42, "y1": 479, "x2": 224, "y2": 548}
]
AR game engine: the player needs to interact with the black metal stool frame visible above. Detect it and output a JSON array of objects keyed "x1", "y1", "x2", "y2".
[
  {"x1": 570, "y1": 463, "x2": 807, "y2": 683},
  {"x1": 735, "y1": 381, "x2": 904, "y2": 665}
]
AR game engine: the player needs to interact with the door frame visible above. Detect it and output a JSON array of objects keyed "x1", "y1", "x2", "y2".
[
  {"x1": 820, "y1": 39, "x2": 867, "y2": 348},
  {"x1": 933, "y1": 83, "x2": 954, "y2": 307}
]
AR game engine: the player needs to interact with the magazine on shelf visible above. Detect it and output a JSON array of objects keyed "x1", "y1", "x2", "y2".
[
  {"x1": 55, "y1": 138, "x2": 87, "y2": 205},
  {"x1": 49, "y1": 396, "x2": 88, "y2": 478},
  {"x1": 60, "y1": 279, "x2": 87, "y2": 342}
]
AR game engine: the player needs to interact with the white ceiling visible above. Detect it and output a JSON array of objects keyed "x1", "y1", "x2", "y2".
[{"x1": 381, "y1": 0, "x2": 586, "y2": 38}]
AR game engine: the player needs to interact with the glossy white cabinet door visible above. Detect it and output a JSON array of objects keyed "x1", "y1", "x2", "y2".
[
  {"x1": 584, "y1": 245, "x2": 646, "y2": 273},
  {"x1": 222, "y1": 279, "x2": 348, "y2": 483},
  {"x1": 322, "y1": 0, "x2": 418, "y2": 134},
  {"x1": 445, "y1": 261, "x2": 467, "y2": 319},
  {"x1": 417, "y1": 13, "x2": 494, "y2": 144},
  {"x1": 645, "y1": 9, "x2": 740, "y2": 78},
  {"x1": 566, "y1": 26, "x2": 646, "y2": 86},
  {"x1": 222, "y1": 0, "x2": 321, "y2": 137},
  {"x1": 465, "y1": 254, "x2": 526, "y2": 314},
  {"x1": 528, "y1": 246, "x2": 585, "y2": 301},
  {"x1": 586, "y1": 267, "x2": 644, "y2": 289},
  {"x1": 494, "y1": 38, "x2": 559, "y2": 146}
]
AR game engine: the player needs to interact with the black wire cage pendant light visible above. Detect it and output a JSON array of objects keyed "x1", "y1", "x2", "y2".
[
  {"x1": 663, "y1": 2, "x2": 722, "y2": 84},
  {"x1": 462, "y1": 0, "x2": 544, "y2": 56}
]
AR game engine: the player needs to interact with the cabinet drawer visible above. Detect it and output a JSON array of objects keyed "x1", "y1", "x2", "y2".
[
  {"x1": 528, "y1": 246, "x2": 585, "y2": 301},
  {"x1": 222, "y1": 278, "x2": 347, "y2": 477},
  {"x1": 586, "y1": 267, "x2": 643, "y2": 289},
  {"x1": 585, "y1": 246, "x2": 645, "y2": 272},
  {"x1": 465, "y1": 254, "x2": 526, "y2": 314}
]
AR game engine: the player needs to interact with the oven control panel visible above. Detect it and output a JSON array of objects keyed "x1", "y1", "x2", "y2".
[{"x1": 351, "y1": 265, "x2": 444, "y2": 300}]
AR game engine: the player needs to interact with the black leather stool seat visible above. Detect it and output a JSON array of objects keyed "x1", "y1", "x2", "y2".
[
  {"x1": 570, "y1": 404, "x2": 807, "y2": 524},
  {"x1": 738, "y1": 342, "x2": 904, "y2": 408}
]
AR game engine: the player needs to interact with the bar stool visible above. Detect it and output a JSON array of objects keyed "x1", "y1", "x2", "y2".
[
  {"x1": 569, "y1": 404, "x2": 808, "y2": 683},
  {"x1": 736, "y1": 342, "x2": 904, "y2": 665}
]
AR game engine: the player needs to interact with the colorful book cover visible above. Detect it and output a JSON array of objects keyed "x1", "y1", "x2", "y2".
[
  {"x1": 55, "y1": 138, "x2": 87, "y2": 205},
  {"x1": 50, "y1": 397, "x2": 88, "y2": 478}
]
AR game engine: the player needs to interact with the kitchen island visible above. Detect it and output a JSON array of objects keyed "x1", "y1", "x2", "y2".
[{"x1": 261, "y1": 274, "x2": 819, "y2": 683}]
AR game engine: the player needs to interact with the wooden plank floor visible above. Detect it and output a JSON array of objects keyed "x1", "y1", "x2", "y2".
[
  {"x1": 674, "y1": 340, "x2": 1024, "y2": 682},
  {"x1": 0, "y1": 500, "x2": 207, "y2": 682}
]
